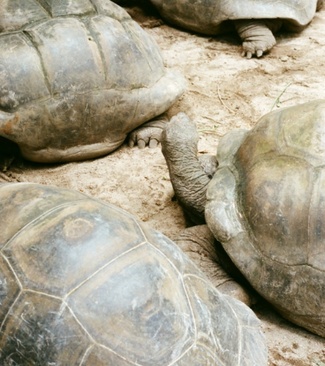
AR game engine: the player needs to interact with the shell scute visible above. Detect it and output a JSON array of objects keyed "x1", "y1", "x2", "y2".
[
  {"x1": 3, "y1": 199, "x2": 146, "y2": 298},
  {"x1": 0, "y1": 33, "x2": 50, "y2": 111},
  {"x1": 241, "y1": 155, "x2": 312, "y2": 265},
  {"x1": 26, "y1": 17, "x2": 106, "y2": 95},
  {"x1": 68, "y1": 243, "x2": 195, "y2": 365},
  {"x1": 0, "y1": 291, "x2": 90, "y2": 365},
  {"x1": 0, "y1": 0, "x2": 49, "y2": 32}
]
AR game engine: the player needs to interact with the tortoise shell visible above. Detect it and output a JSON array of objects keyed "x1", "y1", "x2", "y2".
[
  {"x1": 149, "y1": 0, "x2": 321, "y2": 35},
  {"x1": 0, "y1": 0, "x2": 185, "y2": 163},
  {"x1": 0, "y1": 182, "x2": 267, "y2": 365},
  {"x1": 206, "y1": 99, "x2": 325, "y2": 337}
]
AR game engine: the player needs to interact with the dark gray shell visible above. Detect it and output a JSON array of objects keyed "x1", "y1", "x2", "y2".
[
  {"x1": 206, "y1": 100, "x2": 325, "y2": 338},
  {"x1": 0, "y1": 182, "x2": 267, "y2": 365},
  {"x1": 149, "y1": 0, "x2": 321, "y2": 35},
  {"x1": 0, "y1": 0, "x2": 185, "y2": 163}
]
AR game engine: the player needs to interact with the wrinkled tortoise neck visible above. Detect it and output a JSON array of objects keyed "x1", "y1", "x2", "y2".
[{"x1": 161, "y1": 113, "x2": 212, "y2": 225}]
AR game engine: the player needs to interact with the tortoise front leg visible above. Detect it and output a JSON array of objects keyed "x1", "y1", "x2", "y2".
[{"x1": 175, "y1": 225, "x2": 253, "y2": 306}]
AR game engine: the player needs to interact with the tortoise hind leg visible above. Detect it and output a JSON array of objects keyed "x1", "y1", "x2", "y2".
[
  {"x1": 234, "y1": 19, "x2": 282, "y2": 58},
  {"x1": 128, "y1": 113, "x2": 168, "y2": 149}
]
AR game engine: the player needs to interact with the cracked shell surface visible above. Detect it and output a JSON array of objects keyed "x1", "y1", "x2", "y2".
[{"x1": 0, "y1": 182, "x2": 267, "y2": 365}]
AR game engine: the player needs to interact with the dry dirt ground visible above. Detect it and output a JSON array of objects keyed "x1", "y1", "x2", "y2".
[{"x1": 1, "y1": 3, "x2": 325, "y2": 365}]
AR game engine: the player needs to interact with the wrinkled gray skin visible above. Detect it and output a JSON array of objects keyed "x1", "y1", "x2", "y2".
[
  {"x1": 162, "y1": 113, "x2": 211, "y2": 224},
  {"x1": 175, "y1": 225, "x2": 253, "y2": 305},
  {"x1": 161, "y1": 113, "x2": 253, "y2": 305},
  {"x1": 117, "y1": 0, "x2": 323, "y2": 58}
]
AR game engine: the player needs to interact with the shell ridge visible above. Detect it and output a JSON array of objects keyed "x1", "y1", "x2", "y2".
[
  {"x1": 225, "y1": 297, "x2": 241, "y2": 366},
  {"x1": 79, "y1": 344, "x2": 95, "y2": 366},
  {"x1": 62, "y1": 291, "x2": 151, "y2": 366},
  {"x1": 2, "y1": 199, "x2": 88, "y2": 250},
  {"x1": 97, "y1": 341, "x2": 147, "y2": 366},
  {"x1": 146, "y1": 244, "x2": 197, "y2": 328},
  {"x1": 86, "y1": 15, "x2": 109, "y2": 83},
  {"x1": 1, "y1": 84, "x2": 159, "y2": 120},
  {"x1": 167, "y1": 340, "x2": 226, "y2": 366},
  {"x1": 22, "y1": 288, "x2": 62, "y2": 301},
  {"x1": 144, "y1": 242, "x2": 199, "y2": 354},
  {"x1": 34, "y1": 0, "x2": 53, "y2": 18},
  {"x1": 22, "y1": 29, "x2": 52, "y2": 96},
  {"x1": 60, "y1": 300, "x2": 96, "y2": 345},
  {"x1": 88, "y1": 0, "x2": 99, "y2": 15},
  {"x1": 0, "y1": 285, "x2": 22, "y2": 333},
  {"x1": 182, "y1": 273, "x2": 257, "y2": 364},
  {"x1": 35, "y1": 0, "x2": 97, "y2": 18},
  {"x1": 72, "y1": 308, "x2": 146, "y2": 366},
  {"x1": 123, "y1": 22, "x2": 155, "y2": 78},
  {"x1": 65, "y1": 241, "x2": 148, "y2": 299},
  {"x1": 167, "y1": 343, "x2": 195, "y2": 366},
  {"x1": 182, "y1": 273, "x2": 223, "y2": 353},
  {"x1": 0, "y1": 251, "x2": 24, "y2": 334},
  {"x1": 0, "y1": 253, "x2": 23, "y2": 293}
]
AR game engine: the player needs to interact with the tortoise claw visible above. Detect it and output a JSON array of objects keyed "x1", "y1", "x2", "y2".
[
  {"x1": 128, "y1": 118, "x2": 166, "y2": 149},
  {"x1": 256, "y1": 49, "x2": 264, "y2": 58}
]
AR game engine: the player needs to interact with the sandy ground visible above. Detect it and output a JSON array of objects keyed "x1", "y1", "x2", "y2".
[{"x1": 1, "y1": 2, "x2": 325, "y2": 365}]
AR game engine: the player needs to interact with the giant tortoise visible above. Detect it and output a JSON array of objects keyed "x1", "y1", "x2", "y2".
[
  {"x1": 0, "y1": 182, "x2": 267, "y2": 365},
  {"x1": 162, "y1": 100, "x2": 325, "y2": 338},
  {"x1": 0, "y1": 0, "x2": 185, "y2": 163},
  {"x1": 120, "y1": 0, "x2": 323, "y2": 58}
]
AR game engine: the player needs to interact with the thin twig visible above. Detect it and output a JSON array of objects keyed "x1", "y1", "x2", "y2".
[
  {"x1": 270, "y1": 82, "x2": 292, "y2": 111},
  {"x1": 0, "y1": 171, "x2": 16, "y2": 182},
  {"x1": 198, "y1": 126, "x2": 218, "y2": 134},
  {"x1": 217, "y1": 85, "x2": 236, "y2": 114}
]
